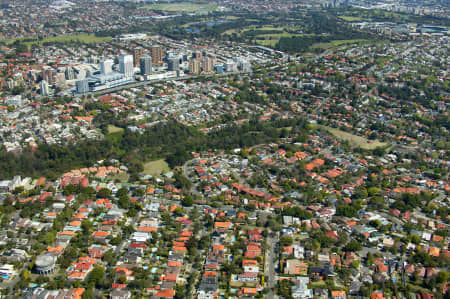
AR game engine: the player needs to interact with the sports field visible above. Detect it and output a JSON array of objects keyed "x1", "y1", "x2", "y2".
[
  {"x1": 2, "y1": 34, "x2": 111, "y2": 48},
  {"x1": 317, "y1": 125, "x2": 388, "y2": 150},
  {"x1": 141, "y1": 2, "x2": 218, "y2": 12},
  {"x1": 142, "y1": 159, "x2": 170, "y2": 177}
]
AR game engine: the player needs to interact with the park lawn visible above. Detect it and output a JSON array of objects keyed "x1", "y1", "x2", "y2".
[
  {"x1": 309, "y1": 280, "x2": 327, "y2": 288},
  {"x1": 223, "y1": 28, "x2": 239, "y2": 35},
  {"x1": 107, "y1": 125, "x2": 124, "y2": 134},
  {"x1": 311, "y1": 39, "x2": 368, "y2": 50},
  {"x1": 244, "y1": 25, "x2": 283, "y2": 31},
  {"x1": 39, "y1": 34, "x2": 111, "y2": 44},
  {"x1": 255, "y1": 39, "x2": 278, "y2": 47},
  {"x1": 222, "y1": 16, "x2": 240, "y2": 20},
  {"x1": 142, "y1": 159, "x2": 170, "y2": 177},
  {"x1": 109, "y1": 172, "x2": 129, "y2": 183},
  {"x1": 223, "y1": 25, "x2": 281, "y2": 36},
  {"x1": 141, "y1": 2, "x2": 217, "y2": 12},
  {"x1": 3, "y1": 34, "x2": 111, "y2": 49},
  {"x1": 255, "y1": 33, "x2": 316, "y2": 47},
  {"x1": 317, "y1": 125, "x2": 388, "y2": 150},
  {"x1": 339, "y1": 16, "x2": 362, "y2": 21}
]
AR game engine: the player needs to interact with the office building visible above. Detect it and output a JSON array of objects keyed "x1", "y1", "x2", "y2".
[
  {"x1": 65, "y1": 67, "x2": 75, "y2": 80},
  {"x1": 225, "y1": 60, "x2": 237, "y2": 72},
  {"x1": 76, "y1": 79, "x2": 89, "y2": 94},
  {"x1": 40, "y1": 80, "x2": 49, "y2": 96},
  {"x1": 140, "y1": 55, "x2": 152, "y2": 75},
  {"x1": 167, "y1": 56, "x2": 180, "y2": 71},
  {"x1": 193, "y1": 51, "x2": 202, "y2": 59},
  {"x1": 215, "y1": 64, "x2": 224, "y2": 74},
  {"x1": 100, "y1": 59, "x2": 114, "y2": 75},
  {"x1": 119, "y1": 54, "x2": 134, "y2": 78},
  {"x1": 238, "y1": 58, "x2": 252, "y2": 72}
]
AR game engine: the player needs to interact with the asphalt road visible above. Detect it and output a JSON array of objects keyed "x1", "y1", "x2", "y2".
[
  {"x1": 266, "y1": 232, "x2": 277, "y2": 299},
  {"x1": 85, "y1": 71, "x2": 252, "y2": 96},
  {"x1": 114, "y1": 211, "x2": 141, "y2": 255}
]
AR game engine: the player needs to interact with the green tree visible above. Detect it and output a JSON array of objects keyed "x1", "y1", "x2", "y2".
[
  {"x1": 181, "y1": 196, "x2": 194, "y2": 207},
  {"x1": 87, "y1": 265, "x2": 105, "y2": 288},
  {"x1": 280, "y1": 236, "x2": 293, "y2": 246},
  {"x1": 82, "y1": 288, "x2": 95, "y2": 299},
  {"x1": 97, "y1": 188, "x2": 111, "y2": 198}
]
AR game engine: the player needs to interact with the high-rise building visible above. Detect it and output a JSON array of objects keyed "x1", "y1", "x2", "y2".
[
  {"x1": 65, "y1": 67, "x2": 75, "y2": 80},
  {"x1": 201, "y1": 56, "x2": 215, "y2": 73},
  {"x1": 151, "y1": 46, "x2": 163, "y2": 65},
  {"x1": 192, "y1": 51, "x2": 202, "y2": 60},
  {"x1": 55, "y1": 73, "x2": 66, "y2": 87},
  {"x1": 238, "y1": 58, "x2": 252, "y2": 72},
  {"x1": 225, "y1": 60, "x2": 237, "y2": 72},
  {"x1": 76, "y1": 79, "x2": 89, "y2": 94},
  {"x1": 133, "y1": 47, "x2": 145, "y2": 67},
  {"x1": 40, "y1": 80, "x2": 49, "y2": 96},
  {"x1": 119, "y1": 54, "x2": 134, "y2": 78},
  {"x1": 41, "y1": 68, "x2": 55, "y2": 84},
  {"x1": 189, "y1": 59, "x2": 201, "y2": 75},
  {"x1": 100, "y1": 59, "x2": 114, "y2": 75},
  {"x1": 140, "y1": 55, "x2": 152, "y2": 75},
  {"x1": 167, "y1": 56, "x2": 180, "y2": 71}
]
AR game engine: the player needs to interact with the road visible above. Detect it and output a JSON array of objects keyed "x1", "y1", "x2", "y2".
[
  {"x1": 114, "y1": 211, "x2": 141, "y2": 255},
  {"x1": 82, "y1": 61, "x2": 294, "y2": 97},
  {"x1": 360, "y1": 246, "x2": 395, "y2": 259},
  {"x1": 182, "y1": 161, "x2": 201, "y2": 197},
  {"x1": 265, "y1": 232, "x2": 278, "y2": 299},
  {"x1": 84, "y1": 70, "x2": 253, "y2": 96}
]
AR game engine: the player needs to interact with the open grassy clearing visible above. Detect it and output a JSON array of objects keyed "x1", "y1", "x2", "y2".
[
  {"x1": 109, "y1": 172, "x2": 129, "y2": 183},
  {"x1": 316, "y1": 125, "x2": 388, "y2": 150},
  {"x1": 311, "y1": 39, "x2": 368, "y2": 50},
  {"x1": 107, "y1": 125, "x2": 124, "y2": 134},
  {"x1": 339, "y1": 16, "x2": 363, "y2": 21},
  {"x1": 226, "y1": 25, "x2": 302, "y2": 34},
  {"x1": 258, "y1": 32, "x2": 309, "y2": 39},
  {"x1": 141, "y1": 2, "x2": 218, "y2": 12},
  {"x1": 309, "y1": 280, "x2": 327, "y2": 288},
  {"x1": 1, "y1": 34, "x2": 111, "y2": 48},
  {"x1": 255, "y1": 39, "x2": 278, "y2": 47},
  {"x1": 142, "y1": 159, "x2": 170, "y2": 177},
  {"x1": 254, "y1": 33, "x2": 317, "y2": 46},
  {"x1": 222, "y1": 16, "x2": 240, "y2": 20}
]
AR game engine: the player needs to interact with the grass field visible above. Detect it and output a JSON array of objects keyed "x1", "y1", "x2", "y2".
[
  {"x1": 317, "y1": 125, "x2": 388, "y2": 150},
  {"x1": 311, "y1": 39, "x2": 368, "y2": 50},
  {"x1": 309, "y1": 280, "x2": 327, "y2": 288},
  {"x1": 254, "y1": 33, "x2": 316, "y2": 46},
  {"x1": 223, "y1": 28, "x2": 239, "y2": 35},
  {"x1": 255, "y1": 39, "x2": 279, "y2": 46},
  {"x1": 339, "y1": 16, "x2": 362, "y2": 21},
  {"x1": 109, "y1": 172, "x2": 129, "y2": 183},
  {"x1": 141, "y1": 2, "x2": 217, "y2": 12},
  {"x1": 2, "y1": 34, "x2": 111, "y2": 48},
  {"x1": 142, "y1": 159, "x2": 170, "y2": 177},
  {"x1": 223, "y1": 25, "x2": 288, "y2": 36},
  {"x1": 222, "y1": 16, "x2": 240, "y2": 20},
  {"x1": 107, "y1": 125, "x2": 124, "y2": 134}
]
